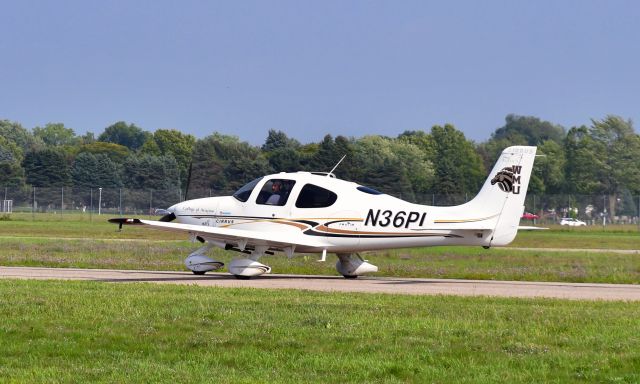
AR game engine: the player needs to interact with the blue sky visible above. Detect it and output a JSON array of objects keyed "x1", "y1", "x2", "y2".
[{"x1": 1, "y1": 0, "x2": 638, "y2": 145}]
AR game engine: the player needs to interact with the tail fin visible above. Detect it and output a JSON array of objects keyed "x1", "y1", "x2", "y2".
[{"x1": 468, "y1": 146, "x2": 537, "y2": 246}]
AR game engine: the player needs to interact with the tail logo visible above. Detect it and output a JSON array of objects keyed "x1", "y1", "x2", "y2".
[{"x1": 491, "y1": 166, "x2": 522, "y2": 194}]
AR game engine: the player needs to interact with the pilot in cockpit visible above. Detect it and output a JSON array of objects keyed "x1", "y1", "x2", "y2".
[{"x1": 265, "y1": 180, "x2": 283, "y2": 205}]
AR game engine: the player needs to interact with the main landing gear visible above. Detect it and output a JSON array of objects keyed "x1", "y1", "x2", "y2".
[
  {"x1": 184, "y1": 242, "x2": 378, "y2": 280},
  {"x1": 335, "y1": 253, "x2": 378, "y2": 279},
  {"x1": 184, "y1": 242, "x2": 272, "y2": 279}
]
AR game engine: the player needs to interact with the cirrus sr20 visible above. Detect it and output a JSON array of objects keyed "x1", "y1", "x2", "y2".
[{"x1": 111, "y1": 146, "x2": 537, "y2": 279}]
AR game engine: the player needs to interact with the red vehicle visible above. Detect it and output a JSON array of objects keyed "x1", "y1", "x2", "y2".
[{"x1": 521, "y1": 212, "x2": 539, "y2": 220}]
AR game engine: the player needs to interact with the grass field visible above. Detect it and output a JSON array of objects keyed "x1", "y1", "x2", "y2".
[
  {"x1": 1, "y1": 237, "x2": 639, "y2": 284},
  {"x1": 2, "y1": 215, "x2": 640, "y2": 382},
  {"x1": 1, "y1": 214, "x2": 639, "y2": 284},
  {"x1": 2, "y1": 213, "x2": 640, "y2": 246},
  {"x1": 1, "y1": 279, "x2": 639, "y2": 383}
]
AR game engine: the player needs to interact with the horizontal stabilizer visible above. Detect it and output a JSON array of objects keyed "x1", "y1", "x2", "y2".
[{"x1": 518, "y1": 226, "x2": 548, "y2": 230}]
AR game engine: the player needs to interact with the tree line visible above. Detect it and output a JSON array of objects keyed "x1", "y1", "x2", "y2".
[{"x1": 1, "y1": 114, "x2": 639, "y2": 215}]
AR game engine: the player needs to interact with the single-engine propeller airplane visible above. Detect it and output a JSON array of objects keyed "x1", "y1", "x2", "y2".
[{"x1": 110, "y1": 146, "x2": 537, "y2": 279}]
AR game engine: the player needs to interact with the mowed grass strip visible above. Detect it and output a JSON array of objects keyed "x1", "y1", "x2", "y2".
[
  {"x1": 1, "y1": 237, "x2": 639, "y2": 284},
  {"x1": 511, "y1": 227, "x2": 640, "y2": 250},
  {"x1": 0, "y1": 213, "x2": 184, "y2": 240},
  {"x1": 1, "y1": 214, "x2": 639, "y2": 248},
  {"x1": 0, "y1": 279, "x2": 638, "y2": 383}
]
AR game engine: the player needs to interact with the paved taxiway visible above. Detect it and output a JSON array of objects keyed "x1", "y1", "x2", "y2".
[{"x1": 2, "y1": 266, "x2": 639, "y2": 301}]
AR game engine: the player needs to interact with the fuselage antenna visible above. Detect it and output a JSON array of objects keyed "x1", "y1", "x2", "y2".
[{"x1": 328, "y1": 155, "x2": 346, "y2": 176}]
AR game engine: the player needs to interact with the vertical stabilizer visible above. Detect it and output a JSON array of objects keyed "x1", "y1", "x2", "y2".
[{"x1": 466, "y1": 146, "x2": 537, "y2": 246}]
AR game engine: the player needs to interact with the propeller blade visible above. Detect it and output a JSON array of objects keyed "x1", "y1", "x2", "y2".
[
  {"x1": 184, "y1": 160, "x2": 193, "y2": 201},
  {"x1": 159, "y1": 212, "x2": 176, "y2": 222}
]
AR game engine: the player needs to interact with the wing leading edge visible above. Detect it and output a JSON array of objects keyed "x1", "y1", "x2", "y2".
[{"x1": 110, "y1": 218, "x2": 332, "y2": 251}]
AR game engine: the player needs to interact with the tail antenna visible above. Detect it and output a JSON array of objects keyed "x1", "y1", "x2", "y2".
[{"x1": 328, "y1": 155, "x2": 346, "y2": 176}]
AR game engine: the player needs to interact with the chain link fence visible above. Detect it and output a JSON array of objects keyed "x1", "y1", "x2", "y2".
[{"x1": 1, "y1": 186, "x2": 639, "y2": 226}]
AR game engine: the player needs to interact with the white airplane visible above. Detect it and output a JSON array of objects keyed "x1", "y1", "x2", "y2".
[{"x1": 111, "y1": 146, "x2": 537, "y2": 279}]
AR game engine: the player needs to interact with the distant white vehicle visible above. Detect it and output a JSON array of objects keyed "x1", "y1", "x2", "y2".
[{"x1": 560, "y1": 217, "x2": 586, "y2": 226}]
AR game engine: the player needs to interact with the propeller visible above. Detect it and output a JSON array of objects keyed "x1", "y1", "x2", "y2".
[
  {"x1": 184, "y1": 160, "x2": 193, "y2": 201},
  {"x1": 153, "y1": 208, "x2": 176, "y2": 222},
  {"x1": 159, "y1": 212, "x2": 176, "y2": 222}
]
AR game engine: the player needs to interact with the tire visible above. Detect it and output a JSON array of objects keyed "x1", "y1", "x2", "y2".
[
  {"x1": 192, "y1": 270, "x2": 207, "y2": 275},
  {"x1": 234, "y1": 275, "x2": 252, "y2": 280},
  {"x1": 342, "y1": 275, "x2": 358, "y2": 279}
]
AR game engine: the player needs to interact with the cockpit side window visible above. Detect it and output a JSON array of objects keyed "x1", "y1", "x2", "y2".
[
  {"x1": 295, "y1": 184, "x2": 338, "y2": 208},
  {"x1": 256, "y1": 179, "x2": 296, "y2": 206},
  {"x1": 232, "y1": 177, "x2": 263, "y2": 202}
]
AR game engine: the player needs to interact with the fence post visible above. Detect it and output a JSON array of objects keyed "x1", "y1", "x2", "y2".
[
  {"x1": 602, "y1": 194, "x2": 607, "y2": 227},
  {"x1": 90, "y1": 188, "x2": 93, "y2": 222},
  {"x1": 119, "y1": 188, "x2": 122, "y2": 216},
  {"x1": 61, "y1": 187, "x2": 64, "y2": 217},
  {"x1": 32, "y1": 186, "x2": 35, "y2": 221}
]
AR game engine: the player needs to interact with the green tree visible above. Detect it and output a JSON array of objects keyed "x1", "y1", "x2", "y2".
[
  {"x1": 529, "y1": 140, "x2": 566, "y2": 194},
  {"x1": 71, "y1": 152, "x2": 122, "y2": 188},
  {"x1": 140, "y1": 136, "x2": 162, "y2": 156},
  {"x1": 352, "y1": 136, "x2": 434, "y2": 201},
  {"x1": 492, "y1": 114, "x2": 565, "y2": 145},
  {"x1": 563, "y1": 126, "x2": 600, "y2": 194},
  {"x1": 122, "y1": 155, "x2": 180, "y2": 190},
  {"x1": 588, "y1": 116, "x2": 640, "y2": 214},
  {"x1": 262, "y1": 130, "x2": 303, "y2": 172},
  {"x1": 0, "y1": 136, "x2": 25, "y2": 187},
  {"x1": 80, "y1": 132, "x2": 96, "y2": 144},
  {"x1": 151, "y1": 129, "x2": 196, "y2": 188},
  {"x1": 0, "y1": 120, "x2": 44, "y2": 153},
  {"x1": 262, "y1": 129, "x2": 301, "y2": 152},
  {"x1": 308, "y1": 135, "x2": 358, "y2": 179},
  {"x1": 189, "y1": 133, "x2": 269, "y2": 195},
  {"x1": 22, "y1": 149, "x2": 71, "y2": 187},
  {"x1": 77, "y1": 142, "x2": 130, "y2": 163},
  {"x1": 33, "y1": 123, "x2": 78, "y2": 147},
  {"x1": 98, "y1": 121, "x2": 150, "y2": 150},
  {"x1": 430, "y1": 124, "x2": 485, "y2": 200},
  {"x1": 268, "y1": 147, "x2": 302, "y2": 172}
]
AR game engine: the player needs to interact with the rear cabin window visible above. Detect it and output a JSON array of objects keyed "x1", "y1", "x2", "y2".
[
  {"x1": 295, "y1": 184, "x2": 338, "y2": 208},
  {"x1": 255, "y1": 179, "x2": 296, "y2": 206}
]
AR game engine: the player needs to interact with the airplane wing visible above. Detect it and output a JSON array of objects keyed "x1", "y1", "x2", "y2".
[{"x1": 109, "y1": 218, "x2": 331, "y2": 250}]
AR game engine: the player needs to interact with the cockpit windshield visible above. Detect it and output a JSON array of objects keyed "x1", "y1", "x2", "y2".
[{"x1": 232, "y1": 177, "x2": 263, "y2": 202}]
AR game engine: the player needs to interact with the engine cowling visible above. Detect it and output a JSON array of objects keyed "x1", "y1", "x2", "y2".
[
  {"x1": 228, "y1": 259, "x2": 271, "y2": 277},
  {"x1": 185, "y1": 255, "x2": 224, "y2": 273}
]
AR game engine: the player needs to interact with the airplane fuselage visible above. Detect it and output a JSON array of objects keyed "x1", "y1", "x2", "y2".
[{"x1": 170, "y1": 173, "x2": 496, "y2": 253}]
